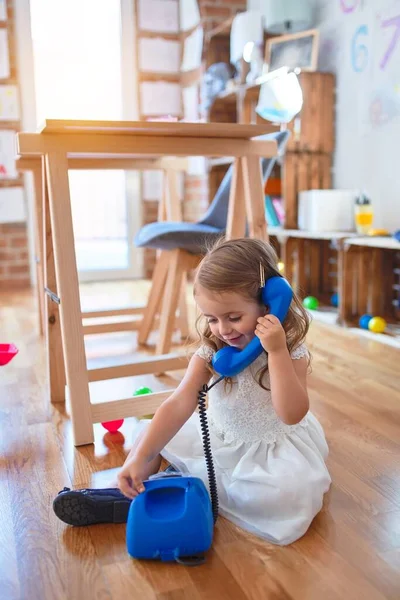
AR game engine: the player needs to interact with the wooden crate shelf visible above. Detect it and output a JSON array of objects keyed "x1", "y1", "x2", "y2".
[
  {"x1": 339, "y1": 238, "x2": 400, "y2": 326},
  {"x1": 283, "y1": 152, "x2": 332, "y2": 229}
]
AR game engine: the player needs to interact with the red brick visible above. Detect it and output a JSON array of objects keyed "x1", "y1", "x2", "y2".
[
  {"x1": 0, "y1": 249, "x2": 14, "y2": 261},
  {"x1": 0, "y1": 277, "x2": 31, "y2": 290},
  {"x1": 10, "y1": 236, "x2": 28, "y2": 248},
  {"x1": 0, "y1": 223, "x2": 26, "y2": 235},
  {"x1": 8, "y1": 264, "x2": 30, "y2": 275},
  {"x1": 201, "y1": 6, "x2": 231, "y2": 18},
  {"x1": 16, "y1": 249, "x2": 30, "y2": 261}
]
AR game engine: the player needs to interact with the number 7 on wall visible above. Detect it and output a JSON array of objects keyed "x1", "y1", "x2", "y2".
[{"x1": 380, "y1": 15, "x2": 400, "y2": 70}]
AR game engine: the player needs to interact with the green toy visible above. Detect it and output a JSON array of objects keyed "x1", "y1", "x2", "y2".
[
  {"x1": 133, "y1": 386, "x2": 154, "y2": 419},
  {"x1": 302, "y1": 296, "x2": 319, "y2": 310}
]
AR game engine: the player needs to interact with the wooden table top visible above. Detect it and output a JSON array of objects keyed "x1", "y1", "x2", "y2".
[{"x1": 37, "y1": 119, "x2": 278, "y2": 140}]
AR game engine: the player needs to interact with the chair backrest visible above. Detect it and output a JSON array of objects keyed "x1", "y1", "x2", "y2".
[{"x1": 199, "y1": 130, "x2": 290, "y2": 230}]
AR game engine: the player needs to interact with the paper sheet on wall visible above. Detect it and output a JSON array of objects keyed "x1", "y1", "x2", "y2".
[
  {"x1": 0, "y1": 30, "x2": 10, "y2": 79},
  {"x1": 0, "y1": 86, "x2": 20, "y2": 120},
  {"x1": 140, "y1": 81, "x2": 181, "y2": 116},
  {"x1": 139, "y1": 37, "x2": 181, "y2": 73},
  {"x1": 179, "y1": 0, "x2": 200, "y2": 32},
  {"x1": 0, "y1": 187, "x2": 25, "y2": 223},
  {"x1": 138, "y1": 0, "x2": 179, "y2": 34},
  {"x1": 182, "y1": 85, "x2": 199, "y2": 121},
  {"x1": 142, "y1": 170, "x2": 164, "y2": 201},
  {"x1": 181, "y1": 26, "x2": 203, "y2": 72},
  {"x1": 0, "y1": 130, "x2": 17, "y2": 179},
  {"x1": 0, "y1": 0, "x2": 6, "y2": 20}
]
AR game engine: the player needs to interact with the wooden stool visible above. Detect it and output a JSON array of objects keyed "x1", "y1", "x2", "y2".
[{"x1": 17, "y1": 119, "x2": 277, "y2": 445}]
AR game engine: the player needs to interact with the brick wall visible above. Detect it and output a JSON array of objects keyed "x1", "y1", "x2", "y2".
[
  {"x1": 0, "y1": 1, "x2": 30, "y2": 290},
  {"x1": 0, "y1": 223, "x2": 30, "y2": 289}
]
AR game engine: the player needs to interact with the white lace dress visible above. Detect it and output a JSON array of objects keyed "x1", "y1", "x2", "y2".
[{"x1": 136, "y1": 343, "x2": 331, "y2": 545}]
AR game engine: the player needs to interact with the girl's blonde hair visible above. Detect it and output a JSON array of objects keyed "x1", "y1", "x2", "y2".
[{"x1": 193, "y1": 237, "x2": 310, "y2": 388}]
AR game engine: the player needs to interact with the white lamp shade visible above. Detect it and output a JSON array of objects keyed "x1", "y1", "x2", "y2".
[
  {"x1": 261, "y1": 0, "x2": 313, "y2": 34},
  {"x1": 256, "y1": 70, "x2": 303, "y2": 123},
  {"x1": 230, "y1": 11, "x2": 264, "y2": 64}
]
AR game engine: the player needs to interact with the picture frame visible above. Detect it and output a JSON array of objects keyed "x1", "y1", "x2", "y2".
[{"x1": 265, "y1": 29, "x2": 319, "y2": 73}]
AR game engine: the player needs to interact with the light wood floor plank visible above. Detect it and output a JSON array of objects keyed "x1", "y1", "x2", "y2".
[{"x1": 0, "y1": 283, "x2": 399, "y2": 600}]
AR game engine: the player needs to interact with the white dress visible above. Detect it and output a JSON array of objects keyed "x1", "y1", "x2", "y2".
[{"x1": 135, "y1": 343, "x2": 331, "y2": 546}]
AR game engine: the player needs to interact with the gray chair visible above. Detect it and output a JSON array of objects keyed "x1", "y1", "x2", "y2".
[
  {"x1": 135, "y1": 130, "x2": 290, "y2": 254},
  {"x1": 135, "y1": 130, "x2": 290, "y2": 354}
]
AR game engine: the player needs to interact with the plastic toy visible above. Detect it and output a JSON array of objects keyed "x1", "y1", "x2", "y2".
[
  {"x1": 0, "y1": 343, "x2": 18, "y2": 366},
  {"x1": 134, "y1": 386, "x2": 153, "y2": 397},
  {"x1": 126, "y1": 277, "x2": 293, "y2": 564},
  {"x1": 368, "y1": 316, "x2": 386, "y2": 334},
  {"x1": 394, "y1": 230, "x2": 400, "y2": 243},
  {"x1": 368, "y1": 229, "x2": 390, "y2": 236},
  {"x1": 359, "y1": 314, "x2": 373, "y2": 329},
  {"x1": 134, "y1": 386, "x2": 154, "y2": 419},
  {"x1": 303, "y1": 296, "x2": 319, "y2": 310},
  {"x1": 101, "y1": 419, "x2": 124, "y2": 433},
  {"x1": 330, "y1": 293, "x2": 339, "y2": 308}
]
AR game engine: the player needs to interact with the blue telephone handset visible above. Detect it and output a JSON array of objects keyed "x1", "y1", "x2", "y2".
[{"x1": 212, "y1": 276, "x2": 293, "y2": 378}]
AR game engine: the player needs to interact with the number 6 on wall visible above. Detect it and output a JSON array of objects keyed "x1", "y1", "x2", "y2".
[{"x1": 351, "y1": 24, "x2": 368, "y2": 72}]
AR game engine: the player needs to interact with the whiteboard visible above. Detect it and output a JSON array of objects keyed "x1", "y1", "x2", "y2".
[{"x1": 316, "y1": 0, "x2": 400, "y2": 231}]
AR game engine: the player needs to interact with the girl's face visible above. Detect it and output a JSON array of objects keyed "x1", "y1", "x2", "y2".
[{"x1": 195, "y1": 286, "x2": 265, "y2": 349}]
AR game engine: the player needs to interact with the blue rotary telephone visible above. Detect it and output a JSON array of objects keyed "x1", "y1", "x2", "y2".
[{"x1": 126, "y1": 276, "x2": 293, "y2": 565}]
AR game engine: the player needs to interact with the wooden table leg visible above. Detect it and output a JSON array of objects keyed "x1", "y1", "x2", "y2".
[
  {"x1": 138, "y1": 250, "x2": 169, "y2": 345},
  {"x1": 45, "y1": 151, "x2": 93, "y2": 446},
  {"x1": 156, "y1": 250, "x2": 199, "y2": 355},
  {"x1": 226, "y1": 158, "x2": 247, "y2": 240},
  {"x1": 32, "y1": 163, "x2": 45, "y2": 336},
  {"x1": 178, "y1": 272, "x2": 189, "y2": 341},
  {"x1": 242, "y1": 156, "x2": 268, "y2": 241},
  {"x1": 42, "y1": 159, "x2": 66, "y2": 404}
]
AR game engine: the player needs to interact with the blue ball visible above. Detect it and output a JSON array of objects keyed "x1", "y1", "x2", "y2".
[
  {"x1": 359, "y1": 314, "x2": 373, "y2": 329},
  {"x1": 331, "y1": 293, "x2": 339, "y2": 307}
]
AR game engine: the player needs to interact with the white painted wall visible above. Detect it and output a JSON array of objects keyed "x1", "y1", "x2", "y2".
[{"x1": 248, "y1": 0, "x2": 400, "y2": 232}]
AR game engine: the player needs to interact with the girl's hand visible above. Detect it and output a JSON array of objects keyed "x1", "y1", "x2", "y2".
[
  {"x1": 117, "y1": 457, "x2": 148, "y2": 499},
  {"x1": 255, "y1": 315, "x2": 287, "y2": 354}
]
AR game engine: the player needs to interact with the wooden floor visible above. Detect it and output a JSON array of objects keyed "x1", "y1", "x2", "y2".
[{"x1": 1, "y1": 282, "x2": 400, "y2": 600}]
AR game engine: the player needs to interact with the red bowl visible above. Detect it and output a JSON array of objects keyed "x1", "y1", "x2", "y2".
[{"x1": 0, "y1": 343, "x2": 19, "y2": 366}]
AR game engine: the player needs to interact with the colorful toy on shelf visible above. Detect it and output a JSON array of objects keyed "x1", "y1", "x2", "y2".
[
  {"x1": 134, "y1": 386, "x2": 154, "y2": 420},
  {"x1": 368, "y1": 229, "x2": 390, "y2": 236},
  {"x1": 0, "y1": 343, "x2": 18, "y2": 366},
  {"x1": 330, "y1": 293, "x2": 339, "y2": 308},
  {"x1": 394, "y1": 230, "x2": 400, "y2": 242},
  {"x1": 359, "y1": 314, "x2": 373, "y2": 329},
  {"x1": 368, "y1": 316, "x2": 387, "y2": 334},
  {"x1": 101, "y1": 419, "x2": 124, "y2": 433},
  {"x1": 302, "y1": 296, "x2": 319, "y2": 310}
]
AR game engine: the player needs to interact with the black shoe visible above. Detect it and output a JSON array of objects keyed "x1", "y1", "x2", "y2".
[{"x1": 53, "y1": 487, "x2": 131, "y2": 526}]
